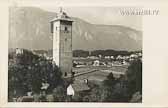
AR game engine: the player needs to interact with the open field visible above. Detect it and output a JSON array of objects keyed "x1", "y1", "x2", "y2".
[{"x1": 73, "y1": 65, "x2": 128, "y2": 84}]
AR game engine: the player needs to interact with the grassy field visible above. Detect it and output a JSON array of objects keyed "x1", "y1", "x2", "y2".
[{"x1": 73, "y1": 65, "x2": 128, "y2": 84}]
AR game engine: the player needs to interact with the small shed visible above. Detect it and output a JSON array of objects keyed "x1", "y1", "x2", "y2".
[
  {"x1": 16, "y1": 48, "x2": 23, "y2": 55},
  {"x1": 67, "y1": 82, "x2": 90, "y2": 96},
  {"x1": 67, "y1": 84, "x2": 75, "y2": 96},
  {"x1": 93, "y1": 60, "x2": 100, "y2": 66}
]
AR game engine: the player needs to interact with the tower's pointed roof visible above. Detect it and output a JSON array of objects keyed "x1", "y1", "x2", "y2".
[{"x1": 50, "y1": 7, "x2": 73, "y2": 22}]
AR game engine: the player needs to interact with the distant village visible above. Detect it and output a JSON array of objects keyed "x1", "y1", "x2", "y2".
[
  {"x1": 12, "y1": 48, "x2": 142, "y2": 68},
  {"x1": 73, "y1": 52, "x2": 142, "y2": 67}
]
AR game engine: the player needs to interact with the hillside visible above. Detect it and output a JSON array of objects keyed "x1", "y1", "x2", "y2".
[{"x1": 9, "y1": 7, "x2": 142, "y2": 51}]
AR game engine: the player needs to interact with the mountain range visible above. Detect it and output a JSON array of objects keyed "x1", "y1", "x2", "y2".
[{"x1": 9, "y1": 7, "x2": 142, "y2": 51}]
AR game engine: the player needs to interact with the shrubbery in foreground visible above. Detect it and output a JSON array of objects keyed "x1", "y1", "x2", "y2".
[{"x1": 8, "y1": 50, "x2": 64, "y2": 102}]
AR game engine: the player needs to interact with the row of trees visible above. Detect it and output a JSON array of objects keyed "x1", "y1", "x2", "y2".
[{"x1": 73, "y1": 49, "x2": 142, "y2": 57}]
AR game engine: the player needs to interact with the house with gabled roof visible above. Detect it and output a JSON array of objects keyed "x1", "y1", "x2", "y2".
[{"x1": 67, "y1": 81, "x2": 90, "y2": 97}]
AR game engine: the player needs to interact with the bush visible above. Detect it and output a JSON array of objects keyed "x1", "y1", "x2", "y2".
[{"x1": 53, "y1": 86, "x2": 66, "y2": 102}]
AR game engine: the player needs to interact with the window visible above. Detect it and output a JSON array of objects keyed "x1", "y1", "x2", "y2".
[
  {"x1": 65, "y1": 38, "x2": 67, "y2": 41},
  {"x1": 64, "y1": 26, "x2": 69, "y2": 33},
  {"x1": 51, "y1": 23, "x2": 53, "y2": 33},
  {"x1": 64, "y1": 72, "x2": 67, "y2": 76},
  {"x1": 55, "y1": 27, "x2": 57, "y2": 31},
  {"x1": 65, "y1": 26, "x2": 68, "y2": 31}
]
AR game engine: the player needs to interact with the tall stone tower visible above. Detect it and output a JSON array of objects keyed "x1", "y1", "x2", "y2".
[{"x1": 50, "y1": 8, "x2": 73, "y2": 77}]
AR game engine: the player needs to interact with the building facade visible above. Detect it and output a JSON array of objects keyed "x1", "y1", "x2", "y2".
[{"x1": 51, "y1": 8, "x2": 73, "y2": 76}]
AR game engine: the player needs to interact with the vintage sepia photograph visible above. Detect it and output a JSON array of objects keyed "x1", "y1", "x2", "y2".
[{"x1": 8, "y1": 6, "x2": 142, "y2": 102}]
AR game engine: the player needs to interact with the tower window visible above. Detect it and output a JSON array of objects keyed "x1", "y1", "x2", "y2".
[
  {"x1": 64, "y1": 72, "x2": 67, "y2": 76},
  {"x1": 51, "y1": 23, "x2": 53, "y2": 33},
  {"x1": 65, "y1": 38, "x2": 67, "y2": 41},
  {"x1": 64, "y1": 26, "x2": 69, "y2": 33},
  {"x1": 55, "y1": 27, "x2": 57, "y2": 31}
]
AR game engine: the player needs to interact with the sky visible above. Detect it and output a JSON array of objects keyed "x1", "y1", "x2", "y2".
[{"x1": 41, "y1": 6, "x2": 142, "y2": 31}]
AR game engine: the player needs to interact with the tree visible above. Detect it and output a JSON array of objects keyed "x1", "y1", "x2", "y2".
[
  {"x1": 103, "y1": 72, "x2": 116, "y2": 86},
  {"x1": 8, "y1": 49, "x2": 63, "y2": 101},
  {"x1": 126, "y1": 59, "x2": 142, "y2": 96},
  {"x1": 100, "y1": 72, "x2": 117, "y2": 102}
]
